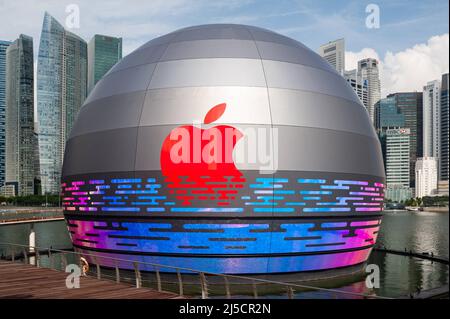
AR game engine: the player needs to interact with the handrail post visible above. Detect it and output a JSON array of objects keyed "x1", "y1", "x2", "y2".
[
  {"x1": 252, "y1": 280, "x2": 258, "y2": 298},
  {"x1": 11, "y1": 247, "x2": 15, "y2": 262},
  {"x1": 155, "y1": 268, "x2": 162, "y2": 292},
  {"x1": 133, "y1": 262, "x2": 141, "y2": 288},
  {"x1": 35, "y1": 249, "x2": 40, "y2": 268},
  {"x1": 48, "y1": 248, "x2": 53, "y2": 269},
  {"x1": 199, "y1": 272, "x2": 208, "y2": 299},
  {"x1": 61, "y1": 252, "x2": 67, "y2": 271},
  {"x1": 115, "y1": 262, "x2": 120, "y2": 283},
  {"x1": 96, "y1": 262, "x2": 101, "y2": 279},
  {"x1": 287, "y1": 286, "x2": 294, "y2": 299},
  {"x1": 176, "y1": 269, "x2": 183, "y2": 296},
  {"x1": 224, "y1": 276, "x2": 231, "y2": 299},
  {"x1": 22, "y1": 247, "x2": 28, "y2": 264}
]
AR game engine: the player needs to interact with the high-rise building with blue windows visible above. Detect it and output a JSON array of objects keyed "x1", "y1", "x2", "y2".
[
  {"x1": 5, "y1": 35, "x2": 39, "y2": 196},
  {"x1": 37, "y1": 12, "x2": 87, "y2": 194},
  {"x1": 440, "y1": 73, "x2": 449, "y2": 181},
  {"x1": 0, "y1": 40, "x2": 11, "y2": 188},
  {"x1": 88, "y1": 34, "x2": 122, "y2": 93}
]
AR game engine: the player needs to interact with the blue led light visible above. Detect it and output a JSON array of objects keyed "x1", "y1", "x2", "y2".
[
  {"x1": 303, "y1": 208, "x2": 351, "y2": 212},
  {"x1": 297, "y1": 179, "x2": 326, "y2": 184},
  {"x1": 111, "y1": 178, "x2": 142, "y2": 184},
  {"x1": 300, "y1": 190, "x2": 332, "y2": 195}
]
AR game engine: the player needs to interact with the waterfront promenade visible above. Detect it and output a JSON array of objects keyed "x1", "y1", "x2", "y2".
[{"x1": 0, "y1": 261, "x2": 183, "y2": 299}]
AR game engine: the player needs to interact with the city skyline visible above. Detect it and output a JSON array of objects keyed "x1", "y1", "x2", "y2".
[{"x1": 0, "y1": 1, "x2": 448, "y2": 97}]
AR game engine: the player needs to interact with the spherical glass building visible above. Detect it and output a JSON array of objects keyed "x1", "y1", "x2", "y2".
[{"x1": 62, "y1": 24, "x2": 385, "y2": 274}]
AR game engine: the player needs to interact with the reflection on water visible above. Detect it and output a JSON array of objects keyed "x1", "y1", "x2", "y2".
[{"x1": 0, "y1": 210, "x2": 448, "y2": 298}]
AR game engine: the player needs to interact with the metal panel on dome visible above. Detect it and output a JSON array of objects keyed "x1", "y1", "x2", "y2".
[
  {"x1": 106, "y1": 44, "x2": 168, "y2": 75},
  {"x1": 63, "y1": 128, "x2": 138, "y2": 176},
  {"x1": 148, "y1": 58, "x2": 267, "y2": 89},
  {"x1": 70, "y1": 91, "x2": 146, "y2": 138},
  {"x1": 160, "y1": 39, "x2": 260, "y2": 61},
  {"x1": 254, "y1": 40, "x2": 336, "y2": 73},
  {"x1": 269, "y1": 88, "x2": 376, "y2": 138},
  {"x1": 86, "y1": 63, "x2": 156, "y2": 104},
  {"x1": 139, "y1": 87, "x2": 272, "y2": 126},
  {"x1": 263, "y1": 60, "x2": 360, "y2": 103},
  {"x1": 275, "y1": 126, "x2": 384, "y2": 176},
  {"x1": 170, "y1": 26, "x2": 253, "y2": 42}
]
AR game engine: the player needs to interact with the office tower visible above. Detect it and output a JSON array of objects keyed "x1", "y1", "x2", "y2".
[
  {"x1": 415, "y1": 157, "x2": 438, "y2": 197},
  {"x1": 375, "y1": 97, "x2": 405, "y2": 177},
  {"x1": 375, "y1": 96, "x2": 405, "y2": 130},
  {"x1": 88, "y1": 34, "x2": 122, "y2": 93},
  {"x1": 0, "y1": 40, "x2": 11, "y2": 188},
  {"x1": 387, "y1": 92, "x2": 423, "y2": 187},
  {"x1": 318, "y1": 39, "x2": 345, "y2": 75},
  {"x1": 385, "y1": 128, "x2": 411, "y2": 202},
  {"x1": 440, "y1": 73, "x2": 449, "y2": 181},
  {"x1": 37, "y1": 12, "x2": 87, "y2": 194},
  {"x1": 344, "y1": 69, "x2": 368, "y2": 109},
  {"x1": 358, "y1": 58, "x2": 381, "y2": 124},
  {"x1": 5, "y1": 35, "x2": 39, "y2": 196},
  {"x1": 423, "y1": 80, "x2": 441, "y2": 181}
]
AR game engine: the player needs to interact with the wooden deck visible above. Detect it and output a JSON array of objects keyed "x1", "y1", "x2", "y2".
[{"x1": 0, "y1": 261, "x2": 184, "y2": 299}]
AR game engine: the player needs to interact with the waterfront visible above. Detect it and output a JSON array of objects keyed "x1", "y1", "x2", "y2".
[{"x1": 0, "y1": 210, "x2": 448, "y2": 298}]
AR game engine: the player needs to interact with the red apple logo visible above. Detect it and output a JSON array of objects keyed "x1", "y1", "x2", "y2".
[{"x1": 160, "y1": 103, "x2": 245, "y2": 206}]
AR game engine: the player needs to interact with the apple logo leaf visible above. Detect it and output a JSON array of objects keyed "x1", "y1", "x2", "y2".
[{"x1": 203, "y1": 103, "x2": 226, "y2": 124}]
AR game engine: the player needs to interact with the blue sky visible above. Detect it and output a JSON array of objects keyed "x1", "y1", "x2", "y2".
[
  {"x1": 0, "y1": 0, "x2": 448, "y2": 95},
  {"x1": 0, "y1": 0, "x2": 447, "y2": 55}
]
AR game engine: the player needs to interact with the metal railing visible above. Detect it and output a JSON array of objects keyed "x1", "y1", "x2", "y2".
[{"x1": 0, "y1": 242, "x2": 391, "y2": 299}]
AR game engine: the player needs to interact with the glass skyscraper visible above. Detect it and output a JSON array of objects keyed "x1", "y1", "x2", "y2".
[
  {"x1": 87, "y1": 34, "x2": 122, "y2": 93},
  {"x1": 37, "y1": 12, "x2": 87, "y2": 194},
  {"x1": 385, "y1": 128, "x2": 412, "y2": 202},
  {"x1": 441, "y1": 73, "x2": 449, "y2": 181},
  {"x1": 0, "y1": 40, "x2": 11, "y2": 188},
  {"x1": 5, "y1": 35, "x2": 39, "y2": 196},
  {"x1": 387, "y1": 92, "x2": 423, "y2": 187}
]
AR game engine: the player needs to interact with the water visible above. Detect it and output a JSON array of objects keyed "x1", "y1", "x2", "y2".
[{"x1": 0, "y1": 210, "x2": 448, "y2": 298}]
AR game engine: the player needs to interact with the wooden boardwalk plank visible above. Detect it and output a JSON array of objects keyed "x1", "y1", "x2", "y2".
[{"x1": 0, "y1": 261, "x2": 184, "y2": 299}]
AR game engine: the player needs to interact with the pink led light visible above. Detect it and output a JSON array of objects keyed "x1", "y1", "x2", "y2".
[{"x1": 355, "y1": 207, "x2": 381, "y2": 212}]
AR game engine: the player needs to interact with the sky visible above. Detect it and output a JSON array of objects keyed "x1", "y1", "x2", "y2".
[{"x1": 0, "y1": 0, "x2": 449, "y2": 97}]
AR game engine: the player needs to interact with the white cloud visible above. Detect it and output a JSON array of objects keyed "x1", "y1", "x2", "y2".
[{"x1": 346, "y1": 33, "x2": 449, "y2": 97}]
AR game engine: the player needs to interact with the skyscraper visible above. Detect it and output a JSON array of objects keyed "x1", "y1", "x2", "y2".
[
  {"x1": 318, "y1": 39, "x2": 345, "y2": 75},
  {"x1": 5, "y1": 35, "x2": 39, "y2": 196},
  {"x1": 440, "y1": 73, "x2": 449, "y2": 181},
  {"x1": 385, "y1": 128, "x2": 411, "y2": 202},
  {"x1": 0, "y1": 40, "x2": 11, "y2": 188},
  {"x1": 358, "y1": 58, "x2": 381, "y2": 125},
  {"x1": 37, "y1": 12, "x2": 87, "y2": 194},
  {"x1": 387, "y1": 92, "x2": 423, "y2": 187},
  {"x1": 375, "y1": 96, "x2": 405, "y2": 131},
  {"x1": 87, "y1": 34, "x2": 122, "y2": 93},
  {"x1": 415, "y1": 157, "x2": 438, "y2": 197},
  {"x1": 344, "y1": 69, "x2": 368, "y2": 109},
  {"x1": 422, "y1": 80, "x2": 441, "y2": 175}
]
